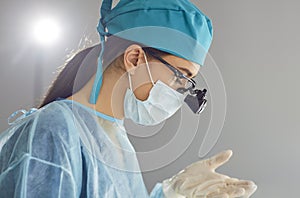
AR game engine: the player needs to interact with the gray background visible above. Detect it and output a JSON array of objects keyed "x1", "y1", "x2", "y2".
[{"x1": 1, "y1": 0, "x2": 299, "y2": 197}]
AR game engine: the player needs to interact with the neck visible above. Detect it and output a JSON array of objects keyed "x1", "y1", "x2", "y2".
[{"x1": 67, "y1": 68, "x2": 128, "y2": 120}]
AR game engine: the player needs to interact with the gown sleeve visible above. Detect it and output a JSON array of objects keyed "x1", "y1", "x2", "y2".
[
  {"x1": 0, "y1": 102, "x2": 83, "y2": 198},
  {"x1": 149, "y1": 182, "x2": 166, "y2": 198}
]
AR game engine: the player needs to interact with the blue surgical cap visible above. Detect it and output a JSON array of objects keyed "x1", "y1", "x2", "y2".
[{"x1": 89, "y1": 0, "x2": 213, "y2": 104}]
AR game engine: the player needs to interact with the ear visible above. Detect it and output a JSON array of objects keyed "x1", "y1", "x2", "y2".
[{"x1": 123, "y1": 44, "x2": 146, "y2": 75}]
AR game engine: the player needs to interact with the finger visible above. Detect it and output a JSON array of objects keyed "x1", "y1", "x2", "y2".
[
  {"x1": 225, "y1": 179, "x2": 256, "y2": 190},
  {"x1": 182, "y1": 174, "x2": 230, "y2": 191},
  {"x1": 193, "y1": 180, "x2": 234, "y2": 196},
  {"x1": 238, "y1": 183, "x2": 257, "y2": 194},
  {"x1": 193, "y1": 181, "x2": 245, "y2": 197},
  {"x1": 228, "y1": 187, "x2": 245, "y2": 197},
  {"x1": 196, "y1": 181, "x2": 244, "y2": 195},
  {"x1": 190, "y1": 180, "x2": 227, "y2": 197},
  {"x1": 218, "y1": 186, "x2": 245, "y2": 197},
  {"x1": 225, "y1": 178, "x2": 251, "y2": 184},
  {"x1": 243, "y1": 184, "x2": 257, "y2": 198},
  {"x1": 223, "y1": 179, "x2": 257, "y2": 198},
  {"x1": 205, "y1": 150, "x2": 233, "y2": 170},
  {"x1": 207, "y1": 192, "x2": 229, "y2": 198},
  {"x1": 192, "y1": 179, "x2": 227, "y2": 193}
]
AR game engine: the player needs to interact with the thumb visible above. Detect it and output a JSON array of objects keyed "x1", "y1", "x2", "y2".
[{"x1": 205, "y1": 150, "x2": 233, "y2": 170}]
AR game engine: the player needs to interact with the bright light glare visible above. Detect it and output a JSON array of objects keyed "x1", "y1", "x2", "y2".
[{"x1": 33, "y1": 18, "x2": 60, "y2": 46}]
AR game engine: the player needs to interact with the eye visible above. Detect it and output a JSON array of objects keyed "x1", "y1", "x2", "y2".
[
  {"x1": 187, "y1": 73, "x2": 193, "y2": 78},
  {"x1": 177, "y1": 66, "x2": 193, "y2": 78}
]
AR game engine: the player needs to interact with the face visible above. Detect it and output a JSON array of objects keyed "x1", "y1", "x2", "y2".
[{"x1": 132, "y1": 54, "x2": 201, "y2": 101}]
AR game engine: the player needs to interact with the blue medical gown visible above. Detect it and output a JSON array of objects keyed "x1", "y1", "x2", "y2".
[{"x1": 0, "y1": 99, "x2": 165, "y2": 197}]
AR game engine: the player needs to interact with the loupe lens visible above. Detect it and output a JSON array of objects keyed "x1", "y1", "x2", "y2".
[{"x1": 182, "y1": 88, "x2": 207, "y2": 114}]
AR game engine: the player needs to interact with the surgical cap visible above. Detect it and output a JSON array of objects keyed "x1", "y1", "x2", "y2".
[{"x1": 89, "y1": 0, "x2": 213, "y2": 104}]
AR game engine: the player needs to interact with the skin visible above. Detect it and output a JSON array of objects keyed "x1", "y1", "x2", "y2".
[{"x1": 66, "y1": 44, "x2": 200, "y2": 120}]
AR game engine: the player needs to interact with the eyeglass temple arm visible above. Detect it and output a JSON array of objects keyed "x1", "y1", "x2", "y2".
[{"x1": 143, "y1": 48, "x2": 184, "y2": 78}]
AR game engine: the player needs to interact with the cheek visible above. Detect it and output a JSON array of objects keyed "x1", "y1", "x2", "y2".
[
  {"x1": 150, "y1": 64, "x2": 174, "y2": 84},
  {"x1": 133, "y1": 83, "x2": 153, "y2": 101},
  {"x1": 150, "y1": 66, "x2": 181, "y2": 91}
]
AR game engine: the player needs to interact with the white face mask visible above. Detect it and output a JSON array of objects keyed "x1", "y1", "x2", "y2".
[{"x1": 123, "y1": 53, "x2": 184, "y2": 126}]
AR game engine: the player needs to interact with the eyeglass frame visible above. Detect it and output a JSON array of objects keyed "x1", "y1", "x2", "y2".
[{"x1": 142, "y1": 48, "x2": 197, "y2": 92}]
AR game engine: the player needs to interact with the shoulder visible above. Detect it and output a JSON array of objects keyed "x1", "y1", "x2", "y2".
[
  {"x1": 33, "y1": 101, "x2": 77, "y2": 139},
  {"x1": 30, "y1": 101, "x2": 81, "y2": 161},
  {"x1": 0, "y1": 101, "x2": 81, "y2": 168}
]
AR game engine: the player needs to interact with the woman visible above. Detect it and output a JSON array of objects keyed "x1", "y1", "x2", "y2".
[{"x1": 0, "y1": 0, "x2": 257, "y2": 197}]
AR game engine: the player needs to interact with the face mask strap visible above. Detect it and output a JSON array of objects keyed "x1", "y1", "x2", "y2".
[
  {"x1": 143, "y1": 52, "x2": 155, "y2": 86},
  {"x1": 127, "y1": 72, "x2": 133, "y2": 91}
]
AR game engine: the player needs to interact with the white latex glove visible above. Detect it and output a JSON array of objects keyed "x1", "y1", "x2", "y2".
[{"x1": 162, "y1": 150, "x2": 257, "y2": 198}]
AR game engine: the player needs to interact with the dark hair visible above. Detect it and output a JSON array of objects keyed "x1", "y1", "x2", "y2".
[{"x1": 37, "y1": 36, "x2": 170, "y2": 109}]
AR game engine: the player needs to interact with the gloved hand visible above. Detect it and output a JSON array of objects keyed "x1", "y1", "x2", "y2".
[{"x1": 162, "y1": 150, "x2": 257, "y2": 198}]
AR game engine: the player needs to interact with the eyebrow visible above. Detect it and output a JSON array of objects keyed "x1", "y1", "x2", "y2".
[{"x1": 177, "y1": 67, "x2": 193, "y2": 77}]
